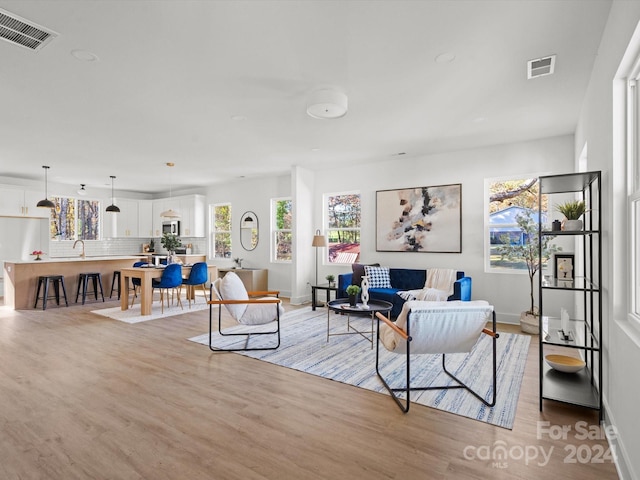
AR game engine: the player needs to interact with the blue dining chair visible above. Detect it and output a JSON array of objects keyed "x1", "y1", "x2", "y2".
[
  {"x1": 130, "y1": 261, "x2": 148, "y2": 307},
  {"x1": 152, "y1": 263, "x2": 183, "y2": 313},
  {"x1": 182, "y1": 262, "x2": 209, "y2": 308}
]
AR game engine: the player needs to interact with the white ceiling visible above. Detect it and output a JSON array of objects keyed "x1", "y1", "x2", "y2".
[{"x1": 0, "y1": 0, "x2": 611, "y2": 194}]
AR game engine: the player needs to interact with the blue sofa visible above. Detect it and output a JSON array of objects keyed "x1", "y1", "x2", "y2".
[{"x1": 337, "y1": 268, "x2": 471, "y2": 318}]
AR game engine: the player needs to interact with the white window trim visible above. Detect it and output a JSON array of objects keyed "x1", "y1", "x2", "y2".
[
  {"x1": 271, "y1": 196, "x2": 292, "y2": 264},
  {"x1": 210, "y1": 203, "x2": 232, "y2": 259},
  {"x1": 627, "y1": 65, "x2": 640, "y2": 327},
  {"x1": 324, "y1": 190, "x2": 361, "y2": 265}
]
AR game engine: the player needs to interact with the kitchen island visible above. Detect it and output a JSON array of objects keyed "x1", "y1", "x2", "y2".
[{"x1": 3, "y1": 256, "x2": 148, "y2": 310}]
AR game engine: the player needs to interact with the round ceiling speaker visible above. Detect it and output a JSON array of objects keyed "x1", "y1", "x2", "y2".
[{"x1": 306, "y1": 89, "x2": 348, "y2": 119}]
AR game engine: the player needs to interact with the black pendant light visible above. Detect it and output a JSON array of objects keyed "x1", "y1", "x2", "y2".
[
  {"x1": 36, "y1": 165, "x2": 56, "y2": 209},
  {"x1": 105, "y1": 175, "x2": 120, "y2": 213}
]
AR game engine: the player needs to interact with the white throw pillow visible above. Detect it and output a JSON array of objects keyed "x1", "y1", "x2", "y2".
[
  {"x1": 241, "y1": 300, "x2": 285, "y2": 325},
  {"x1": 364, "y1": 265, "x2": 392, "y2": 288},
  {"x1": 218, "y1": 272, "x2": 249, "y2": 320}
]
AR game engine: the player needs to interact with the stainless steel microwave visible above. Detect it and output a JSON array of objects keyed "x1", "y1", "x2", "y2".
[{"x1": 162, "y1": 220, "x2": 180, "y2": 236}]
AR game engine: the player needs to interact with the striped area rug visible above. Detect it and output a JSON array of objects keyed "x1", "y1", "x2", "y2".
[{"x1": 189, "y1": 306, "x2": 530, "y2": 429}]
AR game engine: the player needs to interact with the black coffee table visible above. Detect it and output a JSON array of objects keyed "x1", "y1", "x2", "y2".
[{"x1": 326, "y1": 298, "x2": 393, "y2": 348}]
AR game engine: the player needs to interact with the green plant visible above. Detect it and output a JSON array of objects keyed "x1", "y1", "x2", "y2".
[
  {"x1": 149, "y1": 239, "x2": 155, "y2": 250},
  {"x1": 345, "y1": 284, "x2": 361, "y2": 296},
  {"x1": 325, "y1": 274, "x2": 335, "y2": 283},
  {"x1": 161, "y1": 233, "x2": 182, "y2": 252},
  {"x1": 233, "y1": 257, "x2": 243, "y2": 268},
  {"x1": 555, "y1": 200, "x2": 586, "y2": 220},
  {"x1": 496, "y1": 211, "x2": 561, "y2": 315}
]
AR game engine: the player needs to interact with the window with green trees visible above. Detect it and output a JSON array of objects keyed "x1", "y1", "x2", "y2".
[
  {"x1": 486, "y1": 176, "x2": 549, "y2": 272},
  {"x1": 212, "y1": 203, "x2": 232, "y2": 258},
  {"x1": 325, "y1": 192, "x2": 360, "y2": 264},
  {"x1": 272, "y1": 198, "x2": 292, "y2": 262}
]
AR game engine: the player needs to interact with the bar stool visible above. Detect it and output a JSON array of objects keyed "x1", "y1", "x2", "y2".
[
  {"x1": 110, "y1": 270, "x2": 121, "y2": 299},
  {"x1": 34, "y1": 275, "x2": 69, "y2": 310},
  {"x1": 76, "y1": 272, "x2": 105, "y2": 305}
]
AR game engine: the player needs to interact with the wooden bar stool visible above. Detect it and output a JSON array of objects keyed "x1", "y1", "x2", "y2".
[
  {"x1": 76, "y1": 272, "x2": 105, "y2": 305},
  {"x1": 34, "y1": 275, "x2": 69, "y2": 310}
]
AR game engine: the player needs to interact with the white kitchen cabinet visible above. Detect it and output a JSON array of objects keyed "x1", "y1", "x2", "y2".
[
  {"x1": 138, "y1": 200, "x2": 154, "y2": 238},
  {"x1": 104, "y1": 198, "x2": 139, "y2": 238},
  {"x1": 178, "y1": 194, "x2": 205, "y2": 237},
  {"x1": 0, "y1": 185, "x2": 51, "y2": 219},
  {"x1": 152, "y1": 194, "x2": 205, "y2": 238}
]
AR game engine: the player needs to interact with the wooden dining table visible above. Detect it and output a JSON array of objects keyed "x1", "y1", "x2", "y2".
[{"x1": 120, "y1": 264, "x2": 217, "y2": 316}]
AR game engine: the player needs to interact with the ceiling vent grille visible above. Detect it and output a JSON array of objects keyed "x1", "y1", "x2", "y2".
[
  {"x1": 0, "y1": 8, "x2": 57, "y2": 51},
  {"x1": 528, "y1": 55, "x2": 556, "y2": 79}
]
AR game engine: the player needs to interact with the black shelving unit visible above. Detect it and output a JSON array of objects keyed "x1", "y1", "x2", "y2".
[{"x1": 538, "y1": 171, "x2": 602, "y2": 419}]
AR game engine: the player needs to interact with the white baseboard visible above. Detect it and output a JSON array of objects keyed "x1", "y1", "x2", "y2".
[{"x1": 603, "y1": 398, "x2": 636, "y2": 479}]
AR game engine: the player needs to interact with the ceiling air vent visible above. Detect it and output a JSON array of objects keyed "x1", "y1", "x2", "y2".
[
  {"x1": 527, "y1": 55, "x2": 556, "y2": 79},
  {"x1": 0, "y1": 8, "x2": 57, "y2": 52}
]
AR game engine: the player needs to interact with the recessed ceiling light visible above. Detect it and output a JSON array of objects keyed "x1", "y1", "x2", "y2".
[
  {"x1": 231, "y1": 115, "x2": 247, "y2": 121},
  {"x1": 435, "y1": 52, "x2": 456, "y2": 64},
  {"x1": 311, "y1": 148, "x2": 320, "y2": 152},
  {"x1": 472, "y1": 116, "x2": 488, "y2": 123},
  {"x1": 71, "y1": 49, "x2": 99, "y2": 62}
]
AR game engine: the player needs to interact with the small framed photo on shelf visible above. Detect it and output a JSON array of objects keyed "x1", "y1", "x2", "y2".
[{"x1": 555, "y1": 254, "x2": 575, "y2": 280}]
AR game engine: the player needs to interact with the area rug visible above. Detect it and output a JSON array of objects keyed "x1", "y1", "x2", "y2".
[
  {"x1": 189, "y1": 307, "x2": 530, "y2": 429},
  {"x1": 92, "y1": 300, "x2": 208, "y2": 323}
]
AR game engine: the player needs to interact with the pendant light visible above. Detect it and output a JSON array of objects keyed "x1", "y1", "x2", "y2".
[
  {"x1": 36, "y1": 165, "x2": 55, "y2": 208},
  {"x1": 160, "y1": 162, "x2": 180, "y2": 219},
  {"x1": 77, "y1": 184, "x2": 87, "y2": 196},
  {"x1": 105, "y1": 175, "x2": 120, "y2": 213}
]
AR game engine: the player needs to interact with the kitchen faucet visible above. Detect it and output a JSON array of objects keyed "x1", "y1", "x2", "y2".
[{"x1": 73, "y1": 239, "x2": 86, "y2": 258}]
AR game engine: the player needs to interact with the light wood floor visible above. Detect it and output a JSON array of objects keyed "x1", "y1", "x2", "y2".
[{"x1": 0, "y1": 296, "x2": 618, "y2": 479}]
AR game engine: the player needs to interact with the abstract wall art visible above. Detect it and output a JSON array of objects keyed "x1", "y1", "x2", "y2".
[{"x1": 376, "y1": 183, "x2": 462, "y2": 253}]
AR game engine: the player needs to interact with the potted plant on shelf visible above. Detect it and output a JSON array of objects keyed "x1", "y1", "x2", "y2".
[
  {"x1": 496, "y1": 211, "x2": 561, "y2": 334},
  {"x1": 325, "y1": 274, "x2": 335, "y2": 287},
  {"x1": 345, "y1": 284, "x2": 361, "y2": 307},
  {"x1": 161, "y1": 233, "x2": 182, "y2": 264},
  {"x1": 556, "y1": 200, "x2": 586, "y2": 231},
  {"x1": 233, "y1": 257, "x2": 243, "y2": 269},
  {"x1": 148, "y1": 239, "x2": 155, "y2": 253}
]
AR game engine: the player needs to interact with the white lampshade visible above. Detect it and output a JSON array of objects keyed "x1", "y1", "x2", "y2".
[
  {"x1": 161, "y1": 208, "x2": 181, "y2": 219},
  {"x1": 307, "y1": 89, "x2": 348, "y2": 119}
]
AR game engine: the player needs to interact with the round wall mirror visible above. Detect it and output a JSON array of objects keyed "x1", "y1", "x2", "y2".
[{"x1": 240, "y1": 211, "x2": 259, "y2": 251}]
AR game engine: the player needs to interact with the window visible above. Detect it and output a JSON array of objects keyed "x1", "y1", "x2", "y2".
[
  {"x1": 628, "y1": 68, "x2": 640, "y2": 323},
  {"x1": 272, "y1": 197, "x2": 292, "y2": 262},
  {"x1": 212, "y1": 204, "x2": 232, "y2": 258},
  {"x1": 48, "y1": 196, "x2": 101, "y2": 240},
  {"x1": 485, "y1": 176, "x2": 548, "y2": 273},
  {"x1": 77, "y1": 199, "x2": 101, "y2": 240},
  {"x1": 325, "y1": 192, "x2": 360, "y2": 264},
  {"x1": 50, "y1": 196, "x2": 76, "y2": 240}
]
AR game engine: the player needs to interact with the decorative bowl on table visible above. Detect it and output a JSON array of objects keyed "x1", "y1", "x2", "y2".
[{"x1": 545, "y1": 354, "x2": 586, "y2": 373}]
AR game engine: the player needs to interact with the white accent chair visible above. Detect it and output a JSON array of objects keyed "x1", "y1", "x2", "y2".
[
  {"x1": 208, "y1": 272, "x2": 284, "y2": 351},
  {"x1": 375, "y1": 300, "x2": 499, "y2": 413}
]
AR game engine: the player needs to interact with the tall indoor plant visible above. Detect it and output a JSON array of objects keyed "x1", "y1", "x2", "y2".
[{"x1": 496, "y1": 211, "x2": 560, "y2": 333}]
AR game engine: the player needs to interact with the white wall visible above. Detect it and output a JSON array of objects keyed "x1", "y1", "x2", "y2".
[
  {"x1": 313, "y1": 135, "x2": 574, "y2": 323},
  {"x1": 204, "y1": 174, "x2": 292, "y2": 296},
  {"x1": 575, "y1": 2, "x2": 640, "y2": 478}
]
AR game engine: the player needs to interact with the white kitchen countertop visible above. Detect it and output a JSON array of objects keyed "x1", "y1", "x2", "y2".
[{"x1": 4, "y1": 255, "x2": 147, "y2": 265}]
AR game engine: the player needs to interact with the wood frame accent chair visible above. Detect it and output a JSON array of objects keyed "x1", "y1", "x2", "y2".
[
  {"x1": 375, "y1": 300, "x2": 499, "y2": 413},
  {"x1": 208, "y1": 271, "x2": 283, "y2": 352}
]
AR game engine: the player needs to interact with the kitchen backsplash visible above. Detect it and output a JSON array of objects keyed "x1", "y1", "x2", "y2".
[{"x1": 48, "y1": 237, "x2": 207, "y2": 258}]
